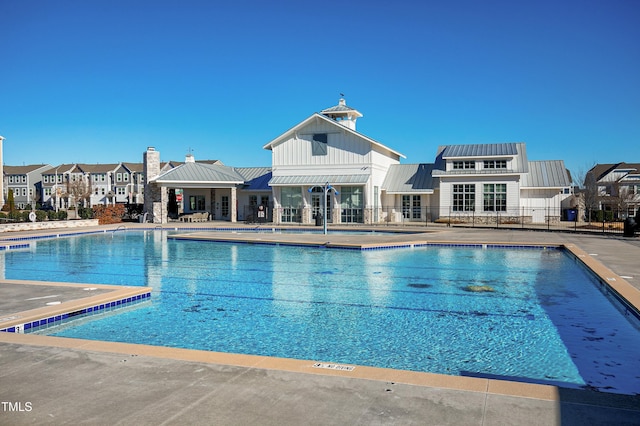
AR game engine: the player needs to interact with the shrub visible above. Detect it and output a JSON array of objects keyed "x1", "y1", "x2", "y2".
[
  {"x1": 35, "y1": 210, "x2": 47, "y2": 222},
  {"x1": 8, "y1": 210, "x2": 22, "y2": 222},
  {"x1": 47, "y1": 210, "x2": 67, "y2": 221},
  {"x1": 78, "y1": 206, "x2": 93, "y2": 219},
  {"x1": 93, "y1": 204, "x2": 125, "y2": 224}
]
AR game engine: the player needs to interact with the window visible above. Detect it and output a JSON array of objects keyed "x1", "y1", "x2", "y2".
[
  {"x1": 189, "y1": 195, "x2": 206, "y2": 211},
  {"x1": 311, "y1": 133, "x2": 328, "y2": 156},
  {"x1": 453, "y1": 161, "x2": 475, "y2": 170},
  {"x1": 483, "y1": 184, "x2": 507, "y2": 211},
  {"x1": 123, "y1": 173, "x2": 129, "y2": 182},
  {"x1": 249, "y1": 195, "x2": 258, "y2": 207},
  {"x1": 453, "y1": 184, "x2": 475, "y2": 211},
  {"x1": 22, "y1": 176, "x2": 27, "y2": 183},
  {"x1": 483, "y1": 160, "x2": 507, "y2": 169},
  {"x1": 341, "y1": 186, "x2": 363, "y2": 223},
  {"x1": 116, "y1": 173, "x2": 123, "y2": 182},
  {"x1": 117, "y1": 187, "x2": 126, "y2": 195}
]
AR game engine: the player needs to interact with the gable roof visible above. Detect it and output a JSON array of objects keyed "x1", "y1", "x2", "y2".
[
  {"x1": 42, "y1": 164, "x2": 78, "y2": 174},
  {"x1": 153, "y1": 161, "x2": 244, "y2": 185},
  {"x1": 521, "y1": 160, "x2": 571, "y2": 188},
  {"x1": 262, "y1": 113, "x2": 405, "y2": 159},
  {"x1": 75, "y1": 163, "x2": 120, "y2": 173},
  {"x1": 382, "y1": 164, "x2": 435, "y2": 194},
  {"x1": 4, "y1": 164, "x2": 50, "y2": 175},
  {"x1": 588, "y1": 162, "x2": 640, "y2": 182}
]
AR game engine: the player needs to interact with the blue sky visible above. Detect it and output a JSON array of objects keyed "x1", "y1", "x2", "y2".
[{"x1": 1, "y1": 0, "x2": 638, "y2": 182}]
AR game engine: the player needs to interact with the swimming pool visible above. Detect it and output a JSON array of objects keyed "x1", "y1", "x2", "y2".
[{"x1": 4, "y1": 230, "x2": 640, "y2": 394}]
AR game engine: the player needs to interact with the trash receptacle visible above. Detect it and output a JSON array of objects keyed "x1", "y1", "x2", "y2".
[
  {"x1": 623, "y1": 217, "x2": 637, "y2": 237},
  {"x1": 566, "y1": 209, "x2": 577, "y2": 222},
  {"x1": 315, "y1": 212, "x2": 323, "y2": 226}
]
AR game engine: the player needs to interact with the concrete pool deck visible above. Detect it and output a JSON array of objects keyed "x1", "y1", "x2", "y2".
[{"x1": 0, "y1": 223, "x2": 639, "y2": 425}]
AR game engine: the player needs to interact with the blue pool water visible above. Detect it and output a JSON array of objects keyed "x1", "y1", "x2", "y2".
[{"x1": 4, "y1": 231, "x2": 640, "y2": 394}]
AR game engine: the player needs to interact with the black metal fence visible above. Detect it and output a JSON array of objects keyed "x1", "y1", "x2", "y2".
[{"x1": 262, "y1": 205, "x2": 633, "y2": 235}]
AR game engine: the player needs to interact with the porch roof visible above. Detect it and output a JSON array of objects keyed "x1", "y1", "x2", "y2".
[
  {"x1": 268, "y1": 174, "x2": 369, "y2": 186},
  {"x1": 153, "y1": 162, "x2": 244, "y2": 185}
]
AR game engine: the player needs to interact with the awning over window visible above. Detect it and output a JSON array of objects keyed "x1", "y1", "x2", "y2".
[{"x1": 268, "y1": 174, "x2": 369, "y2": 186}]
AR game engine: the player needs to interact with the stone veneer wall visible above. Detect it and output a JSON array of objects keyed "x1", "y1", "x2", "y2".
[
  {"x1": 0, "y1": 219, "x2": 100, "y2": 233},
  {"x1": 143, "y1": 147, "x2": 167, "y2": 224}
]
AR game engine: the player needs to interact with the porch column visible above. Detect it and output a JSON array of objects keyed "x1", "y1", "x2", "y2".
[{"x1": 231, "y1": 186, "x2": 237, "y2": 223}]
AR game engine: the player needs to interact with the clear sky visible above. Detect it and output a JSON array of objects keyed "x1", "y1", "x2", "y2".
[{"x1": 1, "y1": 0, "x2": 638, "y2": 182}]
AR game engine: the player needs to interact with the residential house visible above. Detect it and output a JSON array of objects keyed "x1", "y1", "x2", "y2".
[
  {"x1": 41, "y1": 164, "x2": 77, "y2": 210},
  {"x1": 585, "y1": 163, "x2": 640, "y2": 219},
  {"x1": 3, "y1": 164, "x2": 51, "y2": 209}
]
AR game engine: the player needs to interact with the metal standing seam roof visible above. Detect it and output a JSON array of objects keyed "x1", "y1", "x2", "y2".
[
  {"x1": 381, "y1": 164, "x2": 435, "y2": 193},
  {"x1": 320, "y1": 99, "x2": 363, "y2": 117},
  {"x1": 521, "y1": 161, "x2": 571, "y2": 188},
  {"x1": 236, "y1": 167, "x2": 272, "y2": 190},
  {"x1": 438, "y1": 143, "x2": 519, "y2": 158},
  {"x1": 268, "y1": 174, "x2": 370, "y2": 186},
  {"x1": 433, "y1": 143, "x2": 528, "y2": 175},
  {"x1": 153, "y1": 162, "x2": 244, "y2": 183}
]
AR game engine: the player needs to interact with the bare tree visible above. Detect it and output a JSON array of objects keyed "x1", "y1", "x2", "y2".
[
  {"x1": 573, "y1": 163, "x2": 599, "y2": 223},
  {"x1": 66, "y1": 176, "x2": 92, "y2": 210},
  {"x1": 610, "y1": 182, "x2": 635, "y2": 219}
]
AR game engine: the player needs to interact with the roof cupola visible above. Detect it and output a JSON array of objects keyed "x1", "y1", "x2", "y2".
[{"x1": 320, "y1": 98, "x2": 363, "y2": 130}]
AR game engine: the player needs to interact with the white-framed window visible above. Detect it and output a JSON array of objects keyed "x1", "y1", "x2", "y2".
[
  {"x1": 483, "y1": 160, "x2": 507, "y2": 169},
  {"x1": 453, "y1": 184, "x2": 475, "y2": 211},
  {"x1": 483, "y1": 184, "x2": 507, "y2": 211},
  {"x1": 453, "y1": 161, "x2": 475, "y2": 170}
]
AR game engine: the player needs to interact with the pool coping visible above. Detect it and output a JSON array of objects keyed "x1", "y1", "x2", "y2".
[
  {"x1": 0, "y1": 280, "x2": 152, "y2": 333},
  {"x1": 1, "y1": 229, "x2": 639, "y2": 403}
]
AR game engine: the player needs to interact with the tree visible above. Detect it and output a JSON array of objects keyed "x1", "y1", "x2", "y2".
[
  {"x1": 66, "y1": 175, "x2": 92, "y2": 210},
  {"x1": 573, "y1": 163, "x2": 599, "y2": 223},
  {"x1": 6, "y1": 189, "x2": 15, "y2": 213}
]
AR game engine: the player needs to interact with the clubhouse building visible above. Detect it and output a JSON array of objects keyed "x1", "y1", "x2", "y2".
[{"x1": 143, "y1": 98, "x2": 573, "y2": 225}]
